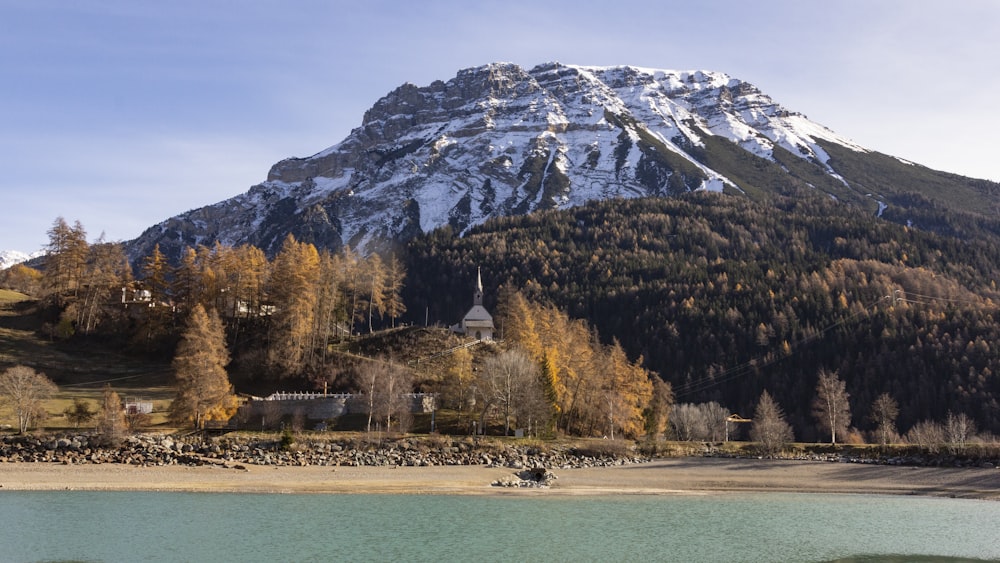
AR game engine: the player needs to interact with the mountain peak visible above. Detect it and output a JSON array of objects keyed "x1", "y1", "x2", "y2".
[{"x1": 126, "y1": 62, "x2": 984, "y2": 263}]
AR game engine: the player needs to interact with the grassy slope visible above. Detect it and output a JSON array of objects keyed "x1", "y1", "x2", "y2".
[{"x1": 0, "y1": 294, "x2": 174, "y2": 430}]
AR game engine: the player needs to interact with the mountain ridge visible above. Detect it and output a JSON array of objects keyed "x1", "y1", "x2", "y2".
[{"x1": 125, "y1": 61, "x2": 998, "y2": 262}]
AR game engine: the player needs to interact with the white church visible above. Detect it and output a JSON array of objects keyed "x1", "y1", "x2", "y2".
[{"x1": 450, "y1": 267, "x2": 495, "y2": 341}]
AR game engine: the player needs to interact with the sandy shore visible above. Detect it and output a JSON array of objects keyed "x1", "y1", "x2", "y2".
[{"x1": 2, "y1": 458, "x2": 999, "y2": 499}]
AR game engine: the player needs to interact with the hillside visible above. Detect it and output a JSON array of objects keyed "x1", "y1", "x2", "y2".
[
  {"x1": 402, "y1": 192, "x2": 1000, "y2": 438},
  {"x1": 0, "y1": 290, "x2": 489, "y2": 414}
]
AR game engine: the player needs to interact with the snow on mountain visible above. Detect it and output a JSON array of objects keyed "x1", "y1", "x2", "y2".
[
  {"x1": 0, "y1": 250, "x2": 39, "y2": 269},
  {"x1": 127, "y1": 62, "x2": 874, "y2": 261}
]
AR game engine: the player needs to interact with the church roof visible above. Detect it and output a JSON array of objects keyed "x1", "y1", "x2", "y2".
[{"x1": 463, "y1": 305, "x2": 493, "y2": 324}]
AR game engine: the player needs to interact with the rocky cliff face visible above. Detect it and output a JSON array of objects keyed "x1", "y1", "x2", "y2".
[{"x1": 127, "y1": 62, "x2": 878, "y2": 261}]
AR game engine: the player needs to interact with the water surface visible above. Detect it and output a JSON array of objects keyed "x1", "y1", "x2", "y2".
[{"x1": 1, "y1": 492, "x2": 997, "y2": 562}]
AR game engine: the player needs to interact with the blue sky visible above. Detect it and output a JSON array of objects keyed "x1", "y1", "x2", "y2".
[{"x1": 2, "y1": 0, "x2": 998, "y2": 253}]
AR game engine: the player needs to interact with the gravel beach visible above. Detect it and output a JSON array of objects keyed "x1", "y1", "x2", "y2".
[{"x1": 2, "y1": 458, "x2": 999, "y2": 499}]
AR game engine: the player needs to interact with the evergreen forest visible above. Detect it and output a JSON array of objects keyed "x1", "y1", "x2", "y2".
[{"x1": 403, "y1": 192, "x2": 1000, "y2": 439}]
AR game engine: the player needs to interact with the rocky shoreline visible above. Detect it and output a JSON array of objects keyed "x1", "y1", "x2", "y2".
[
  {"x1": 3, "y1": 434, "x2": 997, "y2": 475},
  {"x1": 0, "y1": 433, "x2": 649, "y2": 471}
]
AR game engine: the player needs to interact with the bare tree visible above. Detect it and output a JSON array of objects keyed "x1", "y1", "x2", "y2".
[
  {"x1": 0, "y1": 365, "x2": 58, "y2": 433},
  {"x1": 869, "y1": 393, "x2": 899, "y2": 446},
  {"x1": 354, "y1": 358, "x2": 413, "y2": 433},
  {"x1": 355, "y1": 359, "x2": 389, "y2": 433},
  {"x1": 670, "y1": 403, "x2": 707, "y2": 441},
  {"x1": 702, "y1": 402, "x2": 729, "y2": 442},
  {"x1": 945, "y1": 412, "x2": 975, "y2": 453},
  {"x1": 906, "y1": 419, "x2": 945, "y2": 453},
  {"x1": 669, "y1": 402, "x2": 728, "y2": 441},
  {"x1": 375, "y1": 361, "x2": 413, "y2": 433},
  {"x1": 476, "y1": 348, "x2": 543, "y2": 436},
  {"x1": 750, "y1": 390, "x2": 793, "y2": 456},
  {"x1": 812, "y1": 368, "x2": 851, "y2": 444}
]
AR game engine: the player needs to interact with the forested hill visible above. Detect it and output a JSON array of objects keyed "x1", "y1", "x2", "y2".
[{"x1": 402, "y1": 192, "x2": 1000, "y2": 439}]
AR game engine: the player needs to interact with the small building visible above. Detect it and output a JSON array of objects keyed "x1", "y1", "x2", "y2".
[{"x1": 451, "y1": 268, "x2": 495, "y2": 341}]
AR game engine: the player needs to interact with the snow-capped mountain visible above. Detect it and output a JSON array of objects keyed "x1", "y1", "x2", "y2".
[
  {"x1": 126, "y1": 62, "x2": 992, "y2": 261},
  {"x1": 0, "y1": 250, "x2": 40, "y2": 270}
]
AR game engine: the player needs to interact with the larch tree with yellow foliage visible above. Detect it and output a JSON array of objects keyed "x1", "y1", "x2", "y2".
[
  {"x1": 170, "y1": 304, "x2": 238, "y2": 429},
  {"x1": 267, "y1": 235, "x2": 321, "y2": 376},
  {"x1": 601, "y1": 339, "x2": 653, "y2": 439}
]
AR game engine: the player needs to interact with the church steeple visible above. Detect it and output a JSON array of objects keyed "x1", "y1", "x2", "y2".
[
  {"x1": 473, "y1": 267, "x2": 484, "y2": 306},
  {"x1": 451, "y1": 266, "x2": 494, "y2": 341}
]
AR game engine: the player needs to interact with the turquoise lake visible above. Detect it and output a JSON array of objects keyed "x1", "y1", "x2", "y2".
[{"x1": 0, "y1": 491, "x2": 997, "y2": 562}]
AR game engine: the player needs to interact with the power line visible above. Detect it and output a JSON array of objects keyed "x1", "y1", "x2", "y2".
[
  {"x1": 672, "y1": 294, "x2": 890, "y2": 399},
  {"x1": 60, "y1": 372, "x2": 160, "y2": 387}
]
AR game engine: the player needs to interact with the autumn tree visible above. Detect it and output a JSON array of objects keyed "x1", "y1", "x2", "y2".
[
  {"x1": 499, "y1": 291, "x2": 652, "y2": 437},
  {"x1": 172, "y1": 246, "x2": 204, "y2": 313},
  {"x1": 812, "y1": 368, "x2": 851, "y2": 445},
  {"x1": 0, "y1": 365, "x2": 58, "y2": 433},
  {"x1": 498, "y1": 289, "x2": 544, "y2": 360},
  {"x1": 600, "y1": 339, "x2": 653, "y2": 439},
  {"x1": 339, "y1": 246, "x2": 364, "y2": 331},
  {"x1": 43, "y1": 217, "x2": 89, "y2": 297},
  {"x1": 76, "y1": 236, "x2": 131, "y2": 334},
  {"x1": 170, "y1": 304, "x2": 237, "y2": 428},
  {"x1": 267, "y1": 235, "x2": 321, "y2": 376},
  {"x1": 643, "y1": 377, "x2": 674, "y2": 441},
  {"x1": 365, "y1": 253, "x2": 386, "y2": 333},
  {"x1": 382, "y1": 253, "x2": 407, "y2": 327},
  {"x1": 134, "y1": 244, "x2": 174, "y2": 347},
  {"x1": 311, "y1": 250, "x2": 345, "y2": 363},
  {"x1": 222, "y1": 244, "x2": 270, "y2": 345},
  {"x1": 94, "y1": 385, "x2": 128, "y2": 445},
  {"x1": 438, "y1": 346, "x2": 475, "y2": 413},
  {"x1": 0, "y1": 263, "x2": 43, "y2": 295},
  {"x1": 750, "y1": 390, "x2": 793, "y2": 456},
  {"x1": 869, "y1": 393, "x2": 899, "y2": 446}
]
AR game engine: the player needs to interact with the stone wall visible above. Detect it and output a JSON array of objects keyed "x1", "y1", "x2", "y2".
[{"x1": 240, "y1": 393, "x2": 437, "y2": 423}]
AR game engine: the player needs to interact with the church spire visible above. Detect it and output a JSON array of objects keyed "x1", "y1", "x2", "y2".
[{"x1": 474, "y1": 267, "x2": 484, "y2": 306}]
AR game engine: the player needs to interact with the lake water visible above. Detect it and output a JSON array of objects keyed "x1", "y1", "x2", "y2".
[{"x1": 0, "y1": 491, "x2": 997, "y2": 562}]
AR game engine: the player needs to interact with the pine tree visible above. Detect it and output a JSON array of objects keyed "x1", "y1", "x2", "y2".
[{"x1": 170, "y1": 304, "x2": 237, "y2": 428}]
